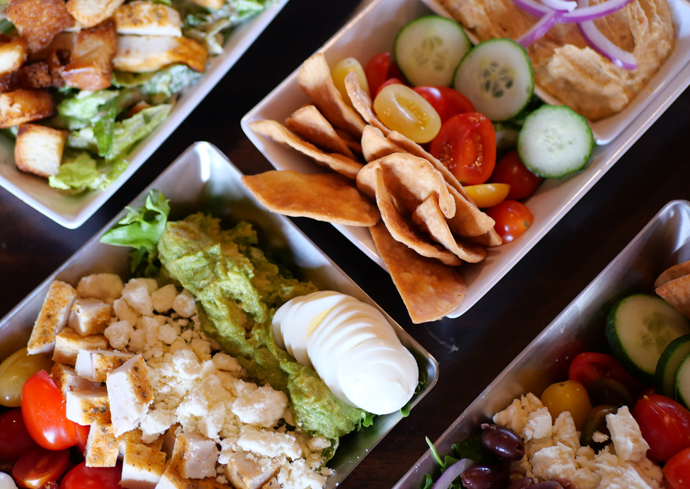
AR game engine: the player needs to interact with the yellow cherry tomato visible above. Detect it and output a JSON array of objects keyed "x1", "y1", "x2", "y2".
[
  {"x1": 0, "y1": 347, "x2": 54, "y2": 407},
  {"x1": 464, "y1": 183, "x2": 510, "y2": 209},
  {"x1": 373, "y1": 84, "x2": 441, "y2": 143},
  {"x1": 331, "y1": 57, "x2": 370, "y2": 106},
  {"x1": 541, "y1": 380, "x2": 592, "y2": 430}
]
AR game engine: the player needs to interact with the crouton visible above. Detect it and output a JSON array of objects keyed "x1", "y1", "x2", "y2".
[
  {"x1": 13, "y1": 63, "x2": 54, "y2": 90},
  {"x1": 65, "y1": 387, "x2": 111, "y2": 425},
  {"x1": 0, "y1": 90, "x2": 56, "y2": 128},
  {"x1": 51, "y1": 362, "x2": 99, "y2": 398},
  {"x1": 120, "y1": 442, "x2": 167, "y2": 489},
  {"x1": 225, "y1": 451, "x2": 279, "y2": 489},
  {"x1": 77, "y1": 273, "x2": 125, "y2": 304},
  {"x1": 106, "y1": 355, "x2": 153, "y2": 436},
  {"x1": 62, "y1": 21, "x2": 118, "y2": 91},
  {"x1": 27, "y1": 281, "x2": 77, "y2": 355},
  {"x1": 68, "y1": 298, "x2": 112, "y2": 336},
  {"x1": 85, "y1": 422, "x2": 119, "y2": 467},
  {"x1": 0, "y1": 38, "x2": 28, "y2": 76},
  {"x1": 75, "y1": 349, "x2": 133, "y2": 382},
  {"x1": 113, "y1": 35, "x2": 207, "y2": 73},
  {"x1": 114, "y1": 2, "x2": 182, "y2": 37},
  {"x1": 118, "y1": 430, "x2": 165, "y2": 458},
  {"x1": 6, "y1": 0, "x2": 74, "y2": 53},
  {"x1": 53, "y1": 327, "x2": 109, "y2": 366},
  {"x1": 14, "y1": 123, "x2": 67, "y2": 177},
  {"x1": 66, "y1": 0, "x2": 125, "y2": 29}
]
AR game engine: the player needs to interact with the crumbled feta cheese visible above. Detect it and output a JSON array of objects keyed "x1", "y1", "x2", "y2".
[
  {"x1": 237, "y1": 429, "x2": 302, "y2": 459},
  {"x1": 232, "y1": 385, "x2": 288, "y2": 428},
  {"x1": 532, "y1": 443, "x2": 577, "y2": 481},
  {"x1": 592, "y1": 431, "x2": 609, "y2": 443},
  {"x1": 122, "y1": 279, "x2": 155, "y2": 316},
  {"x1": 307, "y1": 437, "x2": 331, "y2": 451},
  {"x1": 191, "y1": 338, "x2": 211, "y2": 361},
  {"x1": 158, "y1": 324, "x2": 177, "y2": 345},
  {"x1": 213, "y1": 352, "x2": 243, "y2": 374},
  {"x1": 523, "y1": 407, "x2": 552, "y2": 441},
  {"x1": 493, "y1": 393, "x2": 544, "y2": 435},
  {"x1": 77, "y1": 273, "x2": 124, "y2": 305},
  {"x1": 606, "y1": 406, "x2": 649, "y2": 462},
  {"x1": 152, "y1": 284, "x2": 177, "y2": 313},
  {"x1": 113, "y1": 299, "x2": 138, "y2": 326},
  {"x1": 553, "y1": 412, "x2": 580, "y2": 451},
  {"x1": 277, "y1": 459, "x2": 328, "y2": 489},
  {"x1": 129, "y1": 329, "x2": 146, "y2": 353},
  {"x1": 172, "y1": 289, "x2": 196, "y2": 318},
  {"x1": 104, "y1": 321, "x2": 133, "y2": 350}
]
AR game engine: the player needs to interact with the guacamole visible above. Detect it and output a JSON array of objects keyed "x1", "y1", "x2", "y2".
[{"x1": 157, "y1": 213, "x2": 367, "y2": 440}]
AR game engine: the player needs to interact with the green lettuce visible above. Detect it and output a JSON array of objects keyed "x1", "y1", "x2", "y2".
[
  {"x1": 112, "y1": 65, "x2": 201, "y2": 104},
  {"x1": 108, "y1": 104, "x2": 171, "y2": 161},
  {"x1": 48, "y1": 152, "x2": 101, "y2": 193},
  {"x1": 57, "y1": 90, "x2": 120, "y2": 130}
]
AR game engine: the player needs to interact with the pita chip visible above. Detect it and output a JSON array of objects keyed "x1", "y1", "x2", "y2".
[
  {"x1": 467, "y1": 229, "x2": 503, "y2": 247},
  {"x1": 242, "y1": 171, "x2": 380, "y2": 227},
  {"x1": 361, "y1": 125, "x2": 404, "y2": 163},
  {"x1": 285, "y1": 105, "x2": 356, "y2": 159},
  {"x1": 249, "y1": 120, "x2": 362, "y2": 179},
  {"x1": 335, "y1": 128, "x2": 362, "y2": 154},
  {"x1": 445, "y1": 185, "x2": 497, "y2": 238},
  {"x1": 298, "y1": 54, "x2": 365, "y2": 137},
  {"x1": 370, "y1": 222, "x2": 466, "y2": 324},
  {"x1": 655, "y1": 260, "x2": 690, "y2": 289},
  {"x1": 345, "y1": 71, "x2": 390, "y2": 136},
  {"x1": 657, "y1": 275, "x2": 690, "y2": 319}
]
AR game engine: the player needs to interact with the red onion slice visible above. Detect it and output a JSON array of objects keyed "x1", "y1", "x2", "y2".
[
  {"x1": 577, "y1": 0, "x2": 637, "y2": 69},
  {"x1": 432, "y1": 459, "x2": 475, "y2": 489},
  {"x1": 513, "y1": 0, "x2": 634, "y2": 22},
  {"x1": 517, "y1": 10, "x2": 563, "y2": 47},
  {"x1": 541, "y1": 0, "x2": 577, "y2": 11}
]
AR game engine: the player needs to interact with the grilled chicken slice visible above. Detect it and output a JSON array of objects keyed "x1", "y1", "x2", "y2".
[{"x1": 113, "y1": 35, "x2": 207, "y2": 73}]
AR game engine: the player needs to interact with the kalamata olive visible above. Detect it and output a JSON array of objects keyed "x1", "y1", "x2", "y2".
[
  {"x1": 556, "y1": 479, "x2": 577, "y2": 489},
  {"x1": 507, "y1": 477, "x2": 536, "y2": 489},
  {"x1": 588, "y1": 378, "x2": 634, "y2": 408},
  {"x1": 481, "y1": 425, "x2": 525, "y2": 461},
  {"x1": 461, "y1": 464, "x2": 509, "y2": 489},
  {"x1": 530, "y1": 482, "x2": 563, "y2": 489},
  {"x1": 581, "y1": 404, "x2": 617, "y2": 449}
]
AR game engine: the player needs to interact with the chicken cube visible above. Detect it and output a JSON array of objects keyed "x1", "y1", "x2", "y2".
[
  {"x1": 174, "y1": 431, "x2": 217, "y2": 479},
  {"x1": 51, "y1": 362, "x2": 99, "y2": 398},
  {"x1": 6, "y1": 0, "x2": 73, "y2": 53},
  {"x1": 27, "y1": 281, "x2": 77, "y2": 355},
  {"x1": 66, "y1": 0, "x2": 125, "y2": 29},
  {"x1": 113, "y1": 35, "x2": 207, "y2": 73},
  {"x1": 0, "y1": 90, "x2": 57, "y2": 128},
  {"x1": 62, "y1": 20, "x2": 118, "y2": 91},
  {"x1": 120, "y1": 442, "x2": 167, "y2": 489},
  {"x1": 52, "y1": 327, "x2": 109, "y2": 366},
  {"x1": 106, "y1": 355, "x2": 153, "y2": 436},
  {"x1": 68, "y1": 298, "x2": 112, "y2": 336},
  {"x1": 14, "y1": 123, "x2": 67, "y2": 178},
  {"x1": 157, "y1": 435, "x2": 226, "y2": 489},
  {"x1": 75, "y1": 349, "x2": 133, "y2": 382},
  {"x1": 77, "y1": 273, "x2": 124, "y2": 304},
  {"x1": 0, "y1": 38, "x2": 28, "y2": 76},
  {"x1": 261, "y1": 479, "x2": 280, "y2": 489},
  {"x1": 187, "y1": 0, "x2": 224, "y2": 11},
  {"x1": 66, "y1": 386, "x2": 111, "y2": 425},
  {"x1": 114, "y1": 2, "x2": 182, "y2": 37},
  {"x1": 118, "y1": 429, "x2": 164, "y2": 458},
  {"x1": 85, "y1": 422, "x2": 118, "y2": 467},
  {"x1": 225, "y1": 451, "x2": 279, "y2": 489}
]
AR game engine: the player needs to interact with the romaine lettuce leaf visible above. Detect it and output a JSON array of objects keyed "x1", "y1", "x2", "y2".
[
  {"x1": 57, "y1": 90, "x2": 120, "y2": 128},
  {"x1": 48, "y1": 152, "x2": 101, "y2": 193},
  {"x1": 112, "y1": 65, "x2": 201, "y2": 104},
  {"x1": 109, "y1": 104, "x2": 171, "y2": 161}
]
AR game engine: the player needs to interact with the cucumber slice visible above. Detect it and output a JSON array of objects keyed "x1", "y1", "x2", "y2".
[
  {"x1": 657, "y1": 334, "x2": 690, "y2": 397},
  {"x1": 453, "y1": 39, "x2": 534, "y2": 122},
  {"x1": 606, "y1": 294, "x2": 690, "y2": 384},
  {"x1": 517, "y1": 105, "x2": 594, "y2": 179},
  {"x1": 676, "y1": 355, "x2": 690, "y2": 408},
  {"x1": 395, "y1": 16, "x2": 471, "y2": 87}
]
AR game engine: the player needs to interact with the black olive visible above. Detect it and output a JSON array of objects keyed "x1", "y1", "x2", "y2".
[
  {"x1": 460, "y1": 463, "x2": 509, "y2": 489},
  {"x1": 481, "y1": 425, "x2": 525, "y2": 461}
]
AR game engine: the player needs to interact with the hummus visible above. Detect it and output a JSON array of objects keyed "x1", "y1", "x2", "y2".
[{"x1": 440, "y1": 0, "x2": 675, "y2": 120}]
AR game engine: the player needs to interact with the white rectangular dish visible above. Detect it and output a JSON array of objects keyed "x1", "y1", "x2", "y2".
[
  {"x1": 0, "y1": 142, "x2": 439, "y2": 487},
  {"x1": 241, "y1": 0, "x2": 690, "y2": 319},
  {"x1": 0, "y1": 0, "x2": 288, "y2": 229}
]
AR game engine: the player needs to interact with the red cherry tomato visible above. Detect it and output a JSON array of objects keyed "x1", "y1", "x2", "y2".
[
  {"x1": 375, "y1": 78, "x2": 403, "y2": 97},
  {"x1": 491, "y1": 150, "x2": 543, "y2": 200},
  {"x1": 60, "y1": 462, "x2": 122, "y2": 489},
  {"x1": 430, "y1": 113, "x2": 496, "y2": 185},
  {"x1": 22, "y1": 370, "x2": 77, "y2": 451},
  {"x1": 74, "y1": 424, "x2": 90, "y2": 458},
  {"x1": 0, "y1": 409, "x2": 39, "y2": 463},
  {"x1": 413, "y1": 86, "x2": 476, "y2": 123},
  {"x1": 365, "y1": 52, "x2": 392, "y2": 96},
  {"x1": 633, "y1": 394, "x2": 690, "y2": 462},
  {"x1": 665, "y1": 447, "x2": 690, "y2": 489},
  {"x1": 568, "y1": 352, "x2": 646, "y2": 396},
  {"x1": 12, "y1": 446, "x2": 69, "y2": 489},
  {"x1": 486, "y1": 200, "x2": 534, "y2": 244},
  {"x1": 388, "y1": 59, "x2": 407, "y2": 84}
]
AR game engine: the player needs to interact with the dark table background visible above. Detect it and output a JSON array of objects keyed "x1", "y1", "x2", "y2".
[{"x1": 2, "y1": 0, "x2": 690, "y2": 486}]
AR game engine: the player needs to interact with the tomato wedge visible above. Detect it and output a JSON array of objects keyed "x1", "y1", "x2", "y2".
[
  {"x1": 413, "y1": 86, "x2": 476, "y2": 123},
  {"x1": 0, "y1": 409, "x2": 39, "y2": 463},
  {"x1": 74, "y1": 424, "x2": 90, "y2": 458},
  {"x1": 464, "y1": 184, "x2": 510, "y2": 209},
  {"x1": 60, "y1": 462, "x2": 122, "y2": 489},
  {"x1": 665, "y1": 448, "x2": 690, "y2": 489},
  {"x1": 12, "y1": 446, "x2": 69, "y2": 489},
  {"x1": 633, "y1": 394, "x2": 690, "y2": 462},
  {"x1": 430, "y1": 113, "x2": 496, "y2": 185},
  {"x1": 365, "y1": 52, "x2": 407, "y2": 95},
  {"x1": 22, "y1": 370, "x2": 77, "y2": 451},
  {"x1": 491, "y1": 150, "x2": 543, "y2": 200},
  {"x1": 486, "y1": 200, "x2": 534, "y2": 244},
  {"x1": 568, "y1": 352, "x2": 645, "y2": 395}
]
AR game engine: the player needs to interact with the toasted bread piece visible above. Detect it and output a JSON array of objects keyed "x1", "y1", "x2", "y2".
[
  {"x1": 62, "y1": 21, "x2": 118, "y2": 91},
  {"x1": 0, "y1": 38, "x2": 28, "y2": 76},
  {"x1": 66, "y1": 0, "x2": 125, "y2": 29},
  {"x1": 53, "y1": 327, "x2": 109, "y2": 365},
  {"x1": 114, "y1": 2, "x2": 182, "y2": 37},
  {"x1": 14, "y1": 123, "x2": 67, "y2": 177},
  {"x1": 86, "y1": 422, "x2": 119, "y2": 467},
  {"x1": 113, "y1": 35, "x2": 207, "y2": 73},
  {"x1": 0, "y1": 90, "x2": 56, "y2": 128},
  {"x1": 27, "y1": 281, "x2": 77, "y2": 354},
  {"x1": 6, "y1": 0, "x2": 74, "y2": 53}
]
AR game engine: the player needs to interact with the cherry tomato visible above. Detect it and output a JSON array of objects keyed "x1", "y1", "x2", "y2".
[
  {"x1": 60, "y1": 462, "x2": 122, "y2": 489},
  {"x1": 331, "y1": 57, "x2": 369, "y2": 105},
  {"x1": 0, "y1": 347, "x2": 54, "y2": 407},
  {"x1": 74, "y1": 424, "x2": 90, "y2": 458},
  {"x1": 486, "y1": 200, "x2": 534, "y2": 244},
  {"x1": 373, "y1": 84, "x2": 441, "y2": 143},
  {"x1": 375, "y1": 78, "x2": 403, "y2": 97},
  {"x1": 541, "y1": 380, "x2": 592, "y2": 430},
  {"x1": 568, "y1": 352, "x2": 645, "y2": 396},
  {"x1": 665, "y1": 447, "x2": 690, "y2": 489},
  {"x1": 365, "y1": 52, "x2": 407, "y2": 95},
  {"x1": 430, "y1": 113, "x2": 496, "y2": 185},
  {"x1": 0, "y1": 409, "x2": 39, "y2": 463},
  {"x1": 413, "y1": 86, "x2": 476, "y2": 123},
  {"x1": 491, "y1": 151, "x2": 543, "y2": 200},
  {"x1": 12, "y1": 446, "x2": 69, "y2": 488},
  {"x1": 22, "y1": 370, "x2": 77, "y2": 451},
  {"x1": 633, "y1": 394, "x2": 690, "y2": 462},
  {"x1": 464, "y1": 183, "x2": 510, "y2": 209}
]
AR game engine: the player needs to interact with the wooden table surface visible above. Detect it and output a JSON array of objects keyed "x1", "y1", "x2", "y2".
[{"x1": 2, "y1": 0, "x2": 690, "y2": 487}]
